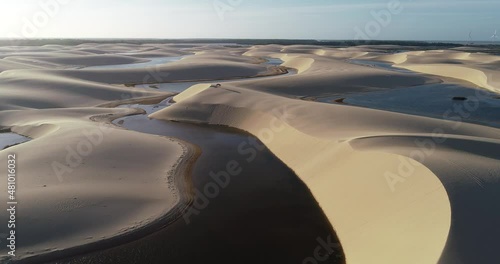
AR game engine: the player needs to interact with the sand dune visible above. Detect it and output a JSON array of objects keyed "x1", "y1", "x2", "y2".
[
  {"x1": 0, "y1": 69, "x2": 163, "y2": 110},
  {"x1": 243, "y1": 44, "x2": 284, "y2": 57},
  {"x1": 173, "y1": 84, "x2": 212, "y2": 102},
  {"x1": 233, "y1": 52, "x2": 434, "y2": 98},
  {"x1": 280, "y1": 45, "x2": 328, "y2": 56},
  {"x1": 279, "y1": 54, "x2": 315, "y2": 73},
  {"x1": 22, "y1": 54, "x2": 150, "y2": 67},
  {"x1": 150, "y1": 85, "x2": 453, "y2": 264},
  {"x1": 151, "y1": 47, "x2": 500, "y2": 264},
  {"x1": 1, "y1": 43, "x2": 499, "y2": 264},
  {"x1": 0, "y1": 107, "x2": 196, "y2": 262},
  {"x1": 25, "y1": 59, "x2": 280, "y2": 85},
  {"x1": 0, "y1": 59, "x2": 44, "y2": 72},
  {"x1": 369, "y1": 50, "x2": 500, "y2": 93}
]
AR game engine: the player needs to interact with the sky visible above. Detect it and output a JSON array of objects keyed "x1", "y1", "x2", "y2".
[{"x1": 0, "y1": 0, "x2": 499, "y2": 41}]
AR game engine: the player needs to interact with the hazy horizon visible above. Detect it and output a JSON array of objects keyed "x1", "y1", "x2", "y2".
[{"x1": 1, "y1": 0, "x2": 499, "y2": 42}]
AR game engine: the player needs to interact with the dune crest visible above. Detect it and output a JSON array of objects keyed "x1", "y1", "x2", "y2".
[
  {"x1": 173, "y1": 84, "x2": 212, "y2": 102},
  {"x1": 150, "y1": 45, "x2": 500, "y2": 263},
  {"x1": 278, "y1": 54, "x2": 315, "y2": 74},
  {"x1": 372, "y1": 50, "x2": 500, "y2": 93},
  {"x1": 150, "y1": 85, "x2": 456, "y2": 264}
]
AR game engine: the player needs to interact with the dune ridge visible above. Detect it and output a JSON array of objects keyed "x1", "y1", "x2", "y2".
[
  {"x1": 370, "y1": 50, "x2": 500, "y2": 93},
  {"x1": 150, "y1": 86, "x2": 453, "y2": 264},
  {"x1": 150, "y1": 47, "x2": 500, "y2": 263}
]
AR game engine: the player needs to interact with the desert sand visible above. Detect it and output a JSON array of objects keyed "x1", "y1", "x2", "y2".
[{"x1": 0, "y1": 42, "x2": 499, "y2": 264}]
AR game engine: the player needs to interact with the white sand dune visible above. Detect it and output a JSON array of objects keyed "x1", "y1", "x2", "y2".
[
  {"x1": 20, "y1": 54, "x2": 150, "y2": 67},
  {"x1": 20, "y1": 59, "x2": 280, "y2": 85},
  {"x1": 0, "y1": 69, "x2": 163, "y2": 110},
  {"x1": 369, "y1": 50, "x2": 500, "y2": 93},
  {"x1": 0, "y1": 107, "x2": 195, "y2": 260},
  {"x1": 1, "y1": 43, "x2": 499, "y2": 263},
  {"x1": 243, "y1": 44, "x2": 284, "y2": 57},
  {"x1": 151, "y1": 46, "x2": 500, "y2": 264},
  {"x1": 236, "y1": 52, "x2": 434, "y2": 98},
  {"x1": 280, "y1": 45, "x2": 328, "y2": 56},
  {"x1": 0, "y1": 58, "x2": 44, "y2": 72}
]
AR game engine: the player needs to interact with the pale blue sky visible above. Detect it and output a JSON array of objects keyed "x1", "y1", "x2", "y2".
[{"x1": 1, "y1": 0, "x2": 499, "y2": 41}]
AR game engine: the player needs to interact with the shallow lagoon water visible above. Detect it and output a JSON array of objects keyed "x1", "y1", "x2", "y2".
[
  {"x1": 321, "y1": 60, "x2": 500, "y2": 128},
  {"x1": 0, "y1": 132, "x2": 30, "y2": 150},
  {"x1": 348, "y1": 59, "x2": 415, "y2": 74},
  {"x1": 107, "y1": 99, "x2": 344, "y2": 263},
  {"x1": 84, "y1": 56, "x2": 186, "y2": 70},
  {"x1": 133, "y1": 58, "x2": 292, "y2": 93},
  {"x1": 93, "y1": 56, "x2": 343, "y2": 264}
]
